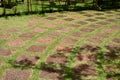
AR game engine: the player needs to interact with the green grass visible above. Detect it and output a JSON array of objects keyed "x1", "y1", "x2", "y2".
[{"x1": 0, "y1": 7, "x2": 120, "y2": 80}]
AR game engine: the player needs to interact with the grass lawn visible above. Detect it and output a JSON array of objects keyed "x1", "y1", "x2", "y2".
[{"x1": 0, "y1": 8, "x2": 120, "y2": 80}]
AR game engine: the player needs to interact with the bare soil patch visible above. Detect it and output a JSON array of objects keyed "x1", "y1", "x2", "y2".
[
  {"x1": 102, "y1": 28, "x2": 117, "y2": 34},
  {"x1": 15, "y1": 55, "x2": 40, "y2": 66},
  {"x1": 47, "y1": 32, "x2": 62, "y2": 37},
  {"x1": 80, "y1": 28, "x2": 94, "y2": 33},
  {"x1": 111, "y1": 25, "x2": 120, "y2": 29},
  {"x1": 61, "y1": 38, "x2": 77, "y2": 45},
  {"x1": 69, "y1": 24, "x2": 80, "y2": 28},
  {"x1": 105, "y1": 64, "x2": 120, "y2": 75},
  {"x1": 7, "y1": 39, "x2": 28, "y2": 47},
  {"x1": 57, "y1": 27, "x2": 73, "y2": 33},
  {"x1": 38, "y1": 19, "x2": 49, "y2": 24},
  {"x1": 64, "y1": 18, "x2": 74, "y2": 21},
  {"x1": 112, "y1": 38, "x2": 120, "y2": 43},
  {"x1": 106, "y1": 14, "x2": 114, "y2": 17},
  {"x1": 0, "y1": 34, "x2": 11, "y2": 39},
  {"x1": 7, "y1": 28, "x2": 20, "y2": 33},
  {"x1": 0, "y1": 48, "x2": 12, "y2": 56},
  {"x1": 80, "y1": 45, "x2": 100, "y2": 52},
  {"x1": 72, "y1": 32, "x2": 84, "y2": 38},
  {"x1": 86, "y1": 19, "x2": 97, "y2": 22},
  {"x1": 54, "y1": 20, "x2": 64, "y2": 25},
  {"x1": 46, "y1": 54, "x2": 68, "y2": 65},
  {"x1": 105, "y1": 44, "x2": 120, "y2": 51},
  {"x1": 1, "y1": 69, "x2": 31, "y2": 80},
  {"x1": 27, "y1": 23, "x2": 37, "y2": 28},
  {"x1": 89, "y1": 25, "x2": 100, "y2": 29},
  {"x1": 37, "y1": 37, "x2": 54, "y2": 44},
  {"x1": 40, "y1": 66, "x2": 64, "y2": 80},
  {"x1": 97, "y1": 22, "x2": 109, "y2": 25},
  {"x1": 107, "y1": 78, "x2": 118, "y2": 80},
  {"x1": 107, "y1": 19, "x2": 118, "y2": 22},
  {"x1": 73, "y1": 64, "x2": 96, "y2": 76},
  {"x1": 55, "y1": 45, "x2": 73, "y2": 53},
  {"x1": 96, "y1": 17, "x2": 106, "y2": 19},
  {"x1": 84, "y1": 14, "x2": 93, "y2": 17},
  {"x1": 104, "y1": 52, "x2": 119, "y2": 60},
  {"x1": 72, "y1": 78, "x2": 90, "y2": 80},
  {"x1": 77, "y1": 21, "x2": 88, "y2": 25},
  {"x1": 33, "y1": 28, "x2": 47, "y2": 33},
  {"x1": 87, "y1": 38, "x2": 102, "y2": 44},
  {"x1": 95, "y1": 33, "x2": 110, "y2": 38},
  {"x1": 46, "y1": 17, "x2": 57, "y2": 20},
  {"x1": 76, "y1": 53, "x2": 97, "y2": 62},
  {"x1": 19, "y1": 33, "x2": 35, "y2": 38},
  {"x1": 57, "y1": 15, "x2": 66, "y2": 17},
  {"x1": 44, "y1": 23, "x2": 57, "y2": 28},
  {"x1": 26, "y1": 45, "x2": 47, "y2": 53},
  {"x1": 94, "y1": 13, "x2": 104, "y2": 15}
]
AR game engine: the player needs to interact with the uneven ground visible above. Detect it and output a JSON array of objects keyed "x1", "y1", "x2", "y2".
[{"x1": 0, "y1": 9, "x2": 120, "y2": 80}]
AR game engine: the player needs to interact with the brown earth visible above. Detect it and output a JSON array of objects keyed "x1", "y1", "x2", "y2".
[
  {"x1": 61, "y1": 38, "x2": 77, "y2": 45},
  {"x1": 64, "y1": 18, "x2": 74, "y2": 21},
  {"x1": 80, "y1": 45, "x2": 100, "y2": 52},
  {"x1": 76, "y1": 53, "x2": 97, "y2": 62},
  {"x1": 26, "y1": 45, "x2": 47, "y2": 53},
  {"x1": 73, "y1": 64, "x2": 96, "y2": 76},
  {"x1": 7, "y1": 28, "x2": 20, "y2": 33},
  {"x1": 97, "y1": 22, "x2": 109, "y2": 25},
  {"x1": 87, "y1": 38, "x2": 103, "y2": 44},
  {"x1": 77, "y1": 21, "x2": 88, "y2": 25},
  {"x1": 40, "y1": 66, "x2": 64, "y2": 80},
  {"x1": 89, "y1": 25, "x2": 100, "y2": 29},
  {"x1": 0, "y1": 48, "x2": 12, "y2": 56},
  {"x1": 112, "y1": 38, "x2": 120, "y2": 43},
  {"x1": 80, "y1": 28, "x2": 94, "y2": 33},
  {"x1": 105, "y1": 44, "x2": 120, "y2": 51},
  {"x1": 95, "y1": 33, "x2": 110, "y2": 38},
  {"x1": 55, "y1": 45, "x2": 73, "y2": 53},
  {"x1": 72, "y1": 32, "x2": 84, "y2": 38},
  {"x1": 15, "y1": 55, "x2": 40, "y2": 66},
  {"x1": 86, "y1": 19, "x2": 97, "y2": 22},
  {"x1": 33, "y1": 28, "x2": 47, "y2": 33},
  {"x1": 7, "y1": 39, "x2": 28, "y2": 47},
  {"x1": 37, "y1": 37, "x2": 54, "y2": 44},
  {"x1": 19, "y1": 33, "x2": 35, "y2": 38},
  {"x1": 46, "y1": 54, "x2": 68, "y2": 65},
  {"x1": 1, "y1": 69, "x2": 31, "y2": 80},
  {"x1": 47, "y1": 31, "x2": 62, "y2": 37},
  {"x1": 46, "y1": 17, "x2": 57, "y2": 20},
  {"x1": 0, "y1": 34, "x2": 11, "y2": 39}
]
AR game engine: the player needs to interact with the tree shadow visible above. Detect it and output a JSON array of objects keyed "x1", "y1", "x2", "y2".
[
  {"x1": 7, "y1": 44, "x2": 120, "y2": 80},
  {"x1": 0, "y1": 0, "x2": 120, "y2": 17}
]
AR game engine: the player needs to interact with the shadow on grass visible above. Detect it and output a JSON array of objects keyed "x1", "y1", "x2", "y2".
[
  {"x1": 8, "y1": 44, "x2": 120, "y2": 79},
  {"x1": 0, "y1": 1, "x2": 120, "y2": 18}
]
